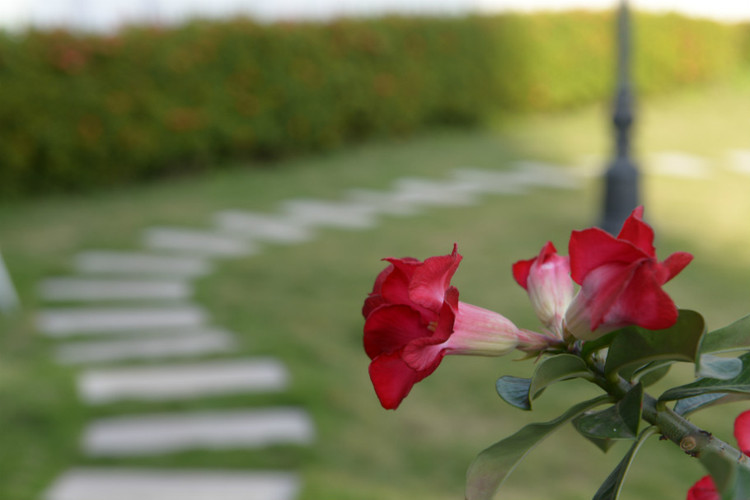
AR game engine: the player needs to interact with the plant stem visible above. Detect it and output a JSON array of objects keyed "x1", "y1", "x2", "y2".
[{"x1": 590, "y1": 360, "x2": 749, "y2": 468}]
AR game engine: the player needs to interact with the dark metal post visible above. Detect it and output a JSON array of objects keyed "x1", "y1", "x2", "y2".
[{"x1": 600, "y1": 0, "x2": 639, "y2": 234}]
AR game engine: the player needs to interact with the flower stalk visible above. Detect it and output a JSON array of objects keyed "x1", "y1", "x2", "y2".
[{"x1": 587, "y1": 357, "x2": 750, "y2": 471}]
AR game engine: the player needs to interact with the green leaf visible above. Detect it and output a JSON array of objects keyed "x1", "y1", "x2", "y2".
[
  {"x1": 699, "y1": 448, "x2": 750, "y2": 500},
  {"x1": 573, "y1": 427, "x2": 617, "y2": 453},
  {"x1": 495, "y1": 376, "x2": 531, "y2": 411},
  {"x1": 696, "y1": 314, "x2": 750, "y2": 377},
  {"x1": 573, "y1": 383, "x2": 643, "y2": 440},
  {"x1": 465, "y1": 395, "x2": 610, "y2": 500},
  {"x1": 593, "y1": 427, "x2": 658, "y2": 500},
  {"x1": 631, "y1": 361, "x2": 672, "y2": 387},
  {"x1": 580, "y1": 330, "x2": 619, "y2": 359},
  {"x1": 699, "y1": 313, "x2": 750, "y2": 355},
  {"x1": 528, "y1": 354, "x2": 592, "y2": 401},
  {"x1": 660, "y1": 353, "x2": 750, "y2": 402},
  {"x1": 604, "y1": 310, "x2": 705, "y2": 379},
  {"x1": 672, "y1": 392, "x2": 744, "y2": 416},
  {"x1": 697, "y1": 354, "x2": 742, "y2": 380}
]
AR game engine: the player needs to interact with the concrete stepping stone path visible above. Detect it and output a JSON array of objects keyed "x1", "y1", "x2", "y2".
[
  {"x1": 44, "y1": 468, "x2": 300, "y2": 500},
  {"x1": 83, "y1": 408, "x2": 315, "y2": 457},
  {"x1": 214, "y1": 211, "x2": 314, "y2": 244},
  {"x1": 728, "y1": 149, "x2": 750, "y2": 175},
  {"x1": 37, "y1": 305, "x2": 207, "y2": 337},
  {"x1": 55, "y1": 328, "x2": 237, "y2": 364},
  {"x1": 344, "y1": 188, "x2": 422, "y2": 216},
  {"x1": 37, "y1": 165, "x2": 583, "y2": 500},
  {"x1": 281, "y1": 199, "x2": 379, "y2": 229},
  {"x1": 39, "y1": 277, "x2": 192, "y2": 302},
  {"x1": 143, "y1": 227, "x2": 257, "y2": 257},
  {"x1": 646, "y1": 151, "x2": 711, "y2": 179},
  {"x1": 509, "y1": 161, "x2": 581, "y2": 188},
  {"x1": 393, "y1": 178, "x2": 480, "y2": 206},
  {"x1": 74, "y1": 250, "x2": 213, "y2": 277},
  {"x1": 79, "y1": 358, "x2": 289, "y2": 404}
]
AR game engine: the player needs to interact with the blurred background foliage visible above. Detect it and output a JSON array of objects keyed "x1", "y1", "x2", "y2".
[{"x1": 0, "y1": 11, "x2": 748, "y2": 196}]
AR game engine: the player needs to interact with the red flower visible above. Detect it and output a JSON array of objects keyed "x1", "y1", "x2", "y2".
[
  {"x1": 686, "y1": 410, "x2": 750, "y2": 500},
  {"x1": 363, "y1": 245, "x2": 531, "y2": 410},
  {"x1": 513, "y1": 241, "x2": 574, "y2": 339},
  {"x1": 687, "y1": 476, "x2": 718, "y2": 500},
  {"x1": 563, "y1": 206, "x2": 693, "y2": 340}
]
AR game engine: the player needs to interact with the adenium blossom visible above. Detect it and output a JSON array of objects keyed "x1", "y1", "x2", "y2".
[
  {"x1": 512, "y1": 241, "x2": 574, "y2": 339},
  {"x1": 363, "y1": 245, "x2": 546, "y2": 410},
  {"x1": 563, "y1": 206, "x2": 693, "y2": 341},
  {"x1": 686, "y1": 410, "x2": 750, "y2": 500}
]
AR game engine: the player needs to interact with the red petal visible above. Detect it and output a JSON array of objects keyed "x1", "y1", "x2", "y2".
[
  {"x1": 616, "y1": 206, "x2": 656, "y2": 257},
  {"x1": 660, "y1": 251, "x2": 694, "y2": 284},
  {"x1": 578, "y1": 261, "x2": 638, "y2": 330},
  {"x1": 686, "y1": 476, "x2": 719, "y2": 500},
  {"x1": 512, "y1": 258, "x2": 534, "y2": 290},
  {"x1": 569, "y1": 227, "x2": 647, "y2": 285},
  {"x1": 408, "y1": 244, "x2": 462, "y2": 311},
  {"x1": 512, "y1": 242, "x2": 558, "y2": 290},
  {"x1": 379, "y1": 262, "x2": 416, "y2": 308},
  {"x1": 368, "y1": 351, "x2": 439, "y2": 410},
  {"x1": 604, "y1": 260, "x2": 679, "y2": 331},
  {"x1": 363, "y1": 305, "x2": 432, "y2": 360},
  {"x1": 362, "y1": 294, "x2": 386, "y2": 318},
  {"x1": 432, "y1": 287, "x2": 458, "y2": 341},
  {"x1": 370, "y1": 264, "x2": 394, "y2": 295},
  {"x1": 734, "y1": 410, "x2": 750, "y2": 454}
]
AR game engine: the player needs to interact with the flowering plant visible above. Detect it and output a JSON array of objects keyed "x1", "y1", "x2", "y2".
[{"x1": 362, "y1": 207, "x2": 750, "y2": 499}]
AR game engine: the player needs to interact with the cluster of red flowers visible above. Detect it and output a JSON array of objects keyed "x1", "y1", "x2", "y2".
[{"x1": 362, "y1": 206, "x2": 692, "y2": 409}]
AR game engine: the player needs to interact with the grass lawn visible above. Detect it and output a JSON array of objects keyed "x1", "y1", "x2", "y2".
[{"x1": 1, "y1": 74, "x2": 750, "y2": 500}]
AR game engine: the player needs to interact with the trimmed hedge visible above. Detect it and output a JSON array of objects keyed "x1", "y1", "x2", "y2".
[{"x1": 0, "y1": 13, "x2": 746, "y2": 195}]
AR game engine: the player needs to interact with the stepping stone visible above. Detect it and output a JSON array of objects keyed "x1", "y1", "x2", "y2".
[
  {"x1": 83, "y1": 407, "x2": 315, "y2": 456},
  {"x1": 214, "y1": 211, "x2": 314, "y2": 244},
  {"x1": 74, "y1": 251, "x2": 213, "y2": 277},
  {"x1": 44, "y1": 468, "x2": 300, "y2": 500},
  {"x1": 510, "y1": 161, "x2": 580, "y2": 188},
  {"x1": 79, "y1": 358, "x2": 289, "y2": 404},
  {"x1": 393, "y1": 178, "x2": 479, "y2": 206},
  {"x1": 647, "y1": 152, "x2": 711, "y2": 178},
  {"x1": 281, "y1": 199, "x2": 378, "y2": 229},
  {"x1": 728, "y1": 149, "x2": 750, "y2": 175},
  {"x1": 344, "y1": 188, "x2": 421, "y2": 216},
  {"x1": 55, "y1": 328, "x2": 236, "y2": 364},
  {"x1": 452, "y1": 168, "x2": 527, "y2": 194},
  {"x1": 39, "y1": 278, "x2": 192, "y2": 302},
  {"x1": 37, "y1": 306, "x2": 207, "y2": 337},
  {"x1": 143, "y1": 227, "x2": 257, "y2": 257}
]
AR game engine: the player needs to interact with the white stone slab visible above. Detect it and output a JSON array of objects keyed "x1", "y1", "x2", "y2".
[
  {"x1": 344, "y1": 188, "x2": 421, "y2": 216},
  {"x1": 728, "y1": 149, "x2": 750, "y2": 175},
  {"x1": 393, "y1": 178, "x2": 479, "y2": 206},
  {"x1": 75, "y1": 251, "x2": 213, "y2": 277},
  {"x1": 646, "y1": 152, "x2": 711, "y2": 179},
  {"x1": 452, "y1": 168, "x2": 527, "y2": 194},
  {"x1": 143, "y1": 227, "x2": 257, "y2": 257},
  {"x1": 55, "y1": 328, "x2": 236, "y2": 364},
  {"x1": 213, "y1": 211, "x2": 314, "y2": 244},
  {"x1": 44, "y1": 468, "x2": 300, "y2": 500},
  {"x1": 83, "y1": 408, "x2": 315, "y2": 456},
  {"x1": 39, "y1": 278, "x2": 192, "y2": 302},
  {"x1": 281, "y1": 199, "x2": 378, "y2": 229},
  {"x1": 37, "y1": 306, "x2": 207, "y2": 337},
  {"x1": 79, "y1": 358, "x2": 289, "y2": 404},
  {"x1": 511, "y1": 161, "x2": 580, "y2": 188}
]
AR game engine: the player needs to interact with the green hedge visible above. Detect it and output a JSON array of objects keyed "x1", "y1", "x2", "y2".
[{"x1": 0, "y1": 13, "x2": 746, "y2": 195}]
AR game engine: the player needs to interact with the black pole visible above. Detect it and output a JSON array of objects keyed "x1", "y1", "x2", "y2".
[{"x1": 600, "y1": 0, "x2": 639, "y2": 235}]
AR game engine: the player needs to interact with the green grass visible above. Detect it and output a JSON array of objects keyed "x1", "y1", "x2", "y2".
[{"x1": 2, "y1": 75, "x2": 750, "y2": 500}]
